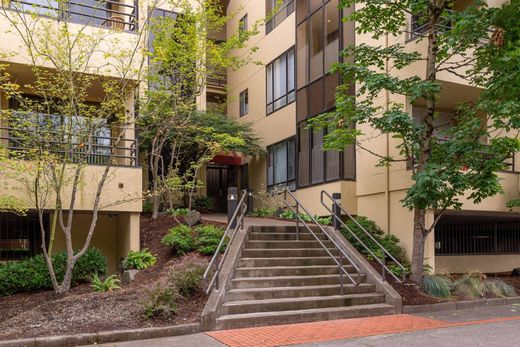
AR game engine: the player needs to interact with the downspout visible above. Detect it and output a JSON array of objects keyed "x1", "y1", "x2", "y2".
[{"x1": 385, "y1": 33, "x2": 391, "y2": 235}]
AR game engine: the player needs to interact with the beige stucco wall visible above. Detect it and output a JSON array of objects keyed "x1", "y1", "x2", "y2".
[
  {"x1": 436, "y1": 255, "x2": 520, "y2": 274},
  {"x1": 53, "y1": 212, "x2": 140, "y2": 273}
]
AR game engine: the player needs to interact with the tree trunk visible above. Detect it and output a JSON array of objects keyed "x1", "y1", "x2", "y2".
[
  {"x1": 410, "y1": 208, "x2": 426, "y2": 284},
  {"x1": 151, "y1": 153, "x2": 160, "y2": 219}
]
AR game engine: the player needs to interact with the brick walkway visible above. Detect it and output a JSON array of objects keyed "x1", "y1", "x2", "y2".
[{"x1": 206, "y1": 314, "x2": 520, "y2": 347}]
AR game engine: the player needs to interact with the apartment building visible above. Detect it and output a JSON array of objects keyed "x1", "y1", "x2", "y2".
[
  {"x1": 222, "y1": 0, "x2": 520, "y2": 274},
  {"x1": 0, "y1": 0, "x2": 146, "y2": 272}
]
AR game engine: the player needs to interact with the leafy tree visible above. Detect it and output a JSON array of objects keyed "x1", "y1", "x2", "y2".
[
  {"x1": 139, "y1": 0, "x2": 264, "y2": 218},
  {"x1": 0, "y1": 2, "x2": 152, "y2": 293},
  {"x1": 311, "y1": 0, "x2": 520, "y2": 283}
]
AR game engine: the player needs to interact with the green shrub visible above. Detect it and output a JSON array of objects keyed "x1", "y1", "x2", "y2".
[
  {"x1": 122, "y1": 248, "x2": 157, "y2": 270},
  {"x1": 251, "y1": 207, "x2": 276, "y2": 217},
  {"x1": 279, "y1": 210, "x2": 332, "y2": 225},
  {"x1": 315, "y1": 216, "x2": 332, "y2": 225},
  {"x1": 142, "y1": 286, "x2": 178, "y2": 319},
  {"x1": 91, "y1": 274, "x2": 121, "y2": 292},
  {"x1": 193, "y1": 196, "x2": 214, "y2": 211},
  {"x1": 166, "y1": 208, "x2": 189, "y2": 217},
  {"x1": 423, "y1": 275, "x2": 453, "y2": 298},
  {"x1": 340, "y1": 216, "x2": 409, "y2": 277},
  {"x1": 161, "y1": 225, "x2": 196, "y2": 255},
  {"x1": 0, "y1": 248, "x2": 107, "y2": 296},
  {"x1": 481, "y1": 279, "x2": 517, "y2": 298},
  {"x1": 279, "y1": 210, "x2": 296, "y2": 219},
  {"x1": 452, "y1": 273, "x2": 486, "y2": 299},
  {"x1": 195, "y1": 224, "x2": 226, "y2": 255},
  {"x1": 170, "y1": 261, "x2": 206, "y2": 296},
  {"x1": 142, "y1": 200, "x2": 153, "y2": 213}
]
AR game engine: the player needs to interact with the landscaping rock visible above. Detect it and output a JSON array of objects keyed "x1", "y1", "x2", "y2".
[
  {"x1": 187, "y1": 210, "x2": 202, "y2": 226},
  {"x1": 122, "y1": 269, "x2": 139, "y2": 285},
  {"x1": 512, "y1": 268, "x2": 520, "y2": 276}
]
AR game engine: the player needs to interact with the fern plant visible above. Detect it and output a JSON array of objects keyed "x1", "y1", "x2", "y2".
[{"x1": 91, "y1": 274, "x2": 121, "y2": 292}]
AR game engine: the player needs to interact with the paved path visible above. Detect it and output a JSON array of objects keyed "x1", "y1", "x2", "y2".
[
  {"x1": 95, "y1": 303, "x2": 520, "y2": 347},
  {"x1": 203, "y1": 214, "x2": 297, "y2": 227}
]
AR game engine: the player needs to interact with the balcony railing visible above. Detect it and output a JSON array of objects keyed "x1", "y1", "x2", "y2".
[
  {"x1": 5, "y1": 0, "x2": 138, "y2": 32},
  {"x1": 0, "y1": 125, "x2": 138, "y2": 167},
  {"x1": 207, "y1": 72, "x2": 227, "y2": 89}
]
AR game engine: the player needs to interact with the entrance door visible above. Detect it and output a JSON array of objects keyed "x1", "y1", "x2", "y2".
[{"x1": 206, "y1": 165, "x2": 229, "y2": 213}]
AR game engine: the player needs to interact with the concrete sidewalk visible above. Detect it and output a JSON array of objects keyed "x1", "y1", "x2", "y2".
[{"x1": 93, "y1": 303, "x2": 520, "y2": 347}]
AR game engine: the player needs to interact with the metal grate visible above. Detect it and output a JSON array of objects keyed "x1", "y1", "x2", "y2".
[
  {"x1": 0, "y1": 213, "x2": 46, "y2": 260},
  {"x1": 435, "y1": 217, "x2": 520, "y2": 255}
]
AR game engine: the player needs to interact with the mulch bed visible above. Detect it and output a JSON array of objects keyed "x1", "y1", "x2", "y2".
[{"x1": 0, "y1": 215, "x2": 220, "y2": 341}]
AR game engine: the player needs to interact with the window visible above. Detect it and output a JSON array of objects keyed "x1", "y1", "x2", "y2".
[
  {"x1": 267, "y1": 138, "x2": 296, "y2": 190},
  {"x1": 0, "y1": 213, "x2": 46, "y2": 260},
  {"x1": 239, "y1": 14, "x2": 248, "y2": 35},
  {"x1": 239, "y1": 89, "x2": 249, "y2": 117},
  {"x1": 435, "y1": 215, "x2": 520, "y2": 255},
  {"x1": 266, "y1": 48, "x2": 295, "y2": 114},
  {"x1": 266, "y1": 0, "x2": 295, "y2": 34}
]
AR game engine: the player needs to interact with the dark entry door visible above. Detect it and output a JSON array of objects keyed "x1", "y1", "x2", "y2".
[{"x1": 206, "y1": 165, "x2": 229, "y2": 213}]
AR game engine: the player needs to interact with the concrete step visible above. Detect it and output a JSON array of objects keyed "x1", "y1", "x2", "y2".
[
  {"x1": 231, "y1": 273, "x2": 367, "y2": 289},
  {"x1": 238, "y1": 256, "x2": 341, "y2": 267},
  {"x1": 221, "y1": 293, "x2": 385, "y2": 315},
  {"x1": 251, "y1": 226, "x2": 324, "y2": 233},
  {"x1": 246, "y1": 240, "x2": 334, "y2": 249},
  {"x1": 249, "y1": 232, "x2": 329, "y2": 241},
  {"x1": 215, "y1": 303, "x2": 396, "y2": 330},
  {"x1": 242, "y1": 248, "x2": 341, "y2": 258},
  {"x1": 234, "y1": 265, "x2": 357, "y2": 277},
  {"x1": 226, "y1": 283, "x2": 377, "y2": 301}
]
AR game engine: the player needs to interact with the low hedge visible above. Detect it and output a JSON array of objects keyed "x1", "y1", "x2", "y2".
[{"x1": 0, "y1": 248, "x2": 107, "y2": 296}]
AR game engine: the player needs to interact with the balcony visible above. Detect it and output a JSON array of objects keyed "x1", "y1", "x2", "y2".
[
  {"x1": 0, "y1": 124, "x2": 138, "y2": 167},
  {"x1": 3, "y1": 0, "x2": 138, "y2": 32},
  {"x1": 207, "y1": 71, "x2": 227, "y2": 90}
]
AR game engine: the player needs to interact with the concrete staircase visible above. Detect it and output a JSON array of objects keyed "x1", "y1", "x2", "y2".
[{"x1": 214, "y1": 225, "x2": 396, "y2": 329}]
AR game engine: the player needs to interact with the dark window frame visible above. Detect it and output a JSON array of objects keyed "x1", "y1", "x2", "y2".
[
  {"x1": 266, "y1": 137, "x2": 296, "y2": 190},
  {"x1": 239, "y1": 13, "x2": 248, "y2": 35},
  {"x1": 266, "y1": 0, "x2": 295, "y2": 34},
  {"x1": 266, "y1": 47, "x2": 295, "y2": 115},
  {"x1": 239, "y1": 89, "x2": 249, "y2": 117}
]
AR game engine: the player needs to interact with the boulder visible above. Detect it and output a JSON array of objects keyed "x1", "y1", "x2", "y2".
[
  {"x1": 187, "y1": 210, "x2": 202, "y2": 225},
  {"x1": 122, "y1": 269, "x2": 139, "y2": 285}
]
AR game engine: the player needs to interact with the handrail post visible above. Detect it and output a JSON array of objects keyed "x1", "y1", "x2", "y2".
[
  {"x1": 339, "y1": 252, "x2": 344, "y2": 295},
  {"x1": 381, "y1": 254, "x2": 386, "y2": 282},
  {"x1": 332, "y1": 192, "x2": 342, "y2": 230},
  {"x1": 295, "y1": 202, "x2": 300, "y2": 241},
  {"x1": 215, "y1": 263, "x2": 220, "y2": 290}
]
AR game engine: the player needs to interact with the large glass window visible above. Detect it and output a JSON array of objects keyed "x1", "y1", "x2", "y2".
[
  {"x1": 266, "y1": 0, "x2": 295, "y2": 34},
  {"x1": 266, "y1": 48, "x2": 295, "y2": 114},
  {"x1": 0, "y1": 213, "x2": 45, "y2": 260},
  {"x1": 309, "y1": 9, "x2": 323, "y2": 81},
  {"x1": 267, "y1": 138, "x2": 296, "y2": 190}
]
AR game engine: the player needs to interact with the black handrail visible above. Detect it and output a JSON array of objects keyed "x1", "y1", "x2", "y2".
[
  {"x1": 283, "y1": 188, "x2": 361, "y2": 293},
  {"x1": 203, "y1": 189, "x2": 248, "y2": 295},
  {"x1": 320, "y1": 190, "x2": 407, "y2": 283}
]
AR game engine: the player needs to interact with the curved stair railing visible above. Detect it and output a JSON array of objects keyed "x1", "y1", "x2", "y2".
[
  {"x1": 283, "y1": 188, "x2": 362, "y2": 293},
  {"x1": 320, "y1": 190, "x2": 407, "y2": 283},
  {"x1": 203, "y1": 189, "x2": 248, "y2": 295}
]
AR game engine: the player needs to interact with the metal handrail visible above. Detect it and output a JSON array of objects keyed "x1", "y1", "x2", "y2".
[
  {"x1": 320, "y1": 190, "x2": 407, "y2": 283},
  {"x1": 283, "y1": 188, "x2": 361, "y2": 293},
  {"x1": 203, "y1": 189, "x2": 248, "y2": 295}
]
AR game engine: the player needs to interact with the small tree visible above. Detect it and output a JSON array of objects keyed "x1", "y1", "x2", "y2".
[
  {"x1": 311, "y1": 0, "x2": 520, "y2": 283},
  {"x1": 0, "y1": 1, "x2": 153, "y2": 293},
  {"x1": 140, "y1": 0, "x2": 263, "y2": 218}
]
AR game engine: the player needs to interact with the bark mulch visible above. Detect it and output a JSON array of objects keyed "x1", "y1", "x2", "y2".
[{"x1": 0, "y1": 215, "x2": 218, "y2": 341}]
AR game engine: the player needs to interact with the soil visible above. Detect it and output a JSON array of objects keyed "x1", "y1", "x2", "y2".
[{"x1": 0, "y1": 215, "x2": 222, "y2": 341}]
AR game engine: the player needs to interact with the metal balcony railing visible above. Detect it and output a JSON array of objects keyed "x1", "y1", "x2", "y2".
[
  {"x1": 0, "y1": 125, "x2": 138, "y2": 167},
  {"x1": 207, "y1": 72, "x2": 227, "y2": 89},
  {"x1": 5, "y1": 0, "x2": 138, "y2": 32}
]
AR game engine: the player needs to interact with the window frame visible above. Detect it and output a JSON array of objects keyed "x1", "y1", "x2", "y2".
[
  {"x1": 239, "y1": 13, "x2": 248, "y2": 35},
  {"x1": 239, "y1": 89, "x2": 249, "y2": 117},
  {"x1": 266, "y1": 47, "x2": 295, "y2": 115},
  {"x1": 266, "y1": 137, "x2": 296, "y2": 190},
  {"x1": 266, "y1": 0, "x2": 295, "y2": 34}
]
